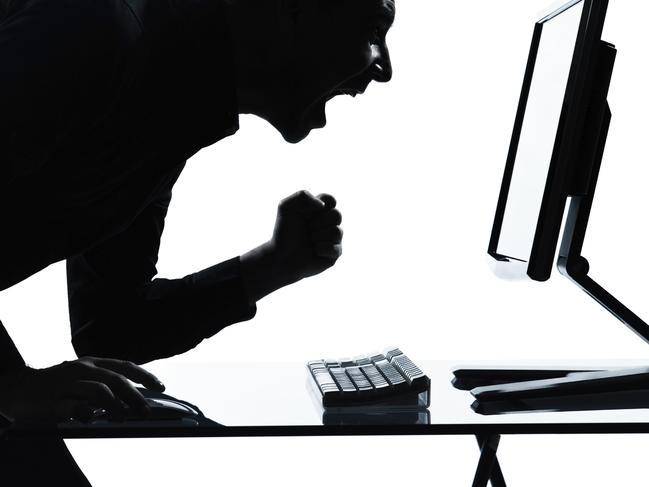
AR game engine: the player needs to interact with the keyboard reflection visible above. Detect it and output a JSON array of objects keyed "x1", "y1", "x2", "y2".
[{"x1": 322, "y1": 409, "x2": 430, "y2": 426}]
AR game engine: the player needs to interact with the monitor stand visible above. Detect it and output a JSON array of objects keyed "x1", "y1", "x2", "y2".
[{"x1": 558, "y1": 40, "x2": 649, "y2": 344}]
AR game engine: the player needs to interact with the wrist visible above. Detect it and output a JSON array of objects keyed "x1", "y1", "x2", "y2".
[
  {"x1": 241, "y1": 242, "x2": 282, "y2": 303},
  {"x1": 241, "y1": 241, "x2": 301, "y2": 302}
]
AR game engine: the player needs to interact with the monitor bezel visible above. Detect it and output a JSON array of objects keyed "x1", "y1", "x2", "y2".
[{"x1": 488, "y1": 0, "x2": 609, "y2": 281}]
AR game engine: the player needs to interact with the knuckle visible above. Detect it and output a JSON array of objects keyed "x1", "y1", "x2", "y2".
[
  {"x1": 70, "y1": 361, "x2": 90, "y2": 373},
  {"x1": 279, "y1": 190, "x2": 318, "y2": 214},
  {"x1": 279, "y1": 192, "x2": 300, "y2": 210},
  {"x1": 98, "y1": 369, "x2": 121, "y2": 383},
  {"x1": 319, "y1": 193, "x2": 336, "y2": 206},
  {"x1": 278, "y1": 196, "x2": 290, "y2": 208}
]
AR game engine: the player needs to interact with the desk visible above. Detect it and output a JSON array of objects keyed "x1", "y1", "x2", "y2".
[{"x1": 9, "y1": 361, "x2": 649, "y2": 487}]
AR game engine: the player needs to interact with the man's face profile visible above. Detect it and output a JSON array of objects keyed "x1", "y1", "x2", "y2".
[{"x1": 232, "y1": 0, "x2": 395, "y2": 143}]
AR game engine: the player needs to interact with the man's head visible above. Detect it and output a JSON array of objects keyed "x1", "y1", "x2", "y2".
[{"x1": 226, "y1": 0, "x2": 395, "y2": 143}]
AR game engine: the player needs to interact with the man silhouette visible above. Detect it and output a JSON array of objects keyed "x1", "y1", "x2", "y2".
[{"x1": 0, "y1": 0, "x2": 394, "y2": 425}]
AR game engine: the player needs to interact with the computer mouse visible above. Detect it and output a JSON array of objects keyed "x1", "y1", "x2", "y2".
[
  {"x1": 90, "y1": 397, "x2": 201, "y2": 423},
  {"x1": 144, "y1": 397, "x2": 200, "y2": 420}
]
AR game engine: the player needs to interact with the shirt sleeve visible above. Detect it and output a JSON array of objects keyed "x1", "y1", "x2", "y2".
[
  {"x1": 66, "y1": 186, "x2": 257, "y2": 365},
  {"x1": 0, "y1": 322, "x2": 26, "y2": 373}
]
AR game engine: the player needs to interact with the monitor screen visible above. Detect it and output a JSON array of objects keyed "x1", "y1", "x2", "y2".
[
  {"x1": 497, "y1": 2, "x2": 583, "y2": 262},
  {"x1": 488, "y1": 0, "x2": 608, "y2": 280}
]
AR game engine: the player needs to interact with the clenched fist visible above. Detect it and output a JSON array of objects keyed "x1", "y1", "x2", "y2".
[{"x1": 241, "y1": 190, "x2": 343, "y2": 302}]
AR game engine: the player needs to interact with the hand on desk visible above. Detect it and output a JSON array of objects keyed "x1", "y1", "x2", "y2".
[
  {"x1": 0, "y1": 356, "x2": 165, "y2": 424},
  {"x1": 242, "y1": 190, "x2": 343, "y2": 302}
]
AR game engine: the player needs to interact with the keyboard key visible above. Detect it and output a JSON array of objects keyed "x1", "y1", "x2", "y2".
[
  {"x1": 307, "y1": 361, "x2": 341, "y2": 395},
  {"x1": 347, "y1": 366, "x2": 373, "y2": 391},
  {"x1": 360, "y1": 364, "x2": 390, "y2": 390},
  {"x1": 369, "y1": 353, "x2": 387, "y2": 364},
  {"x1": 374, "y1": 359, "x2": 408, "y2": 389},
  {"x1": 330, "y1": 368, "x2": 357, "y2": 392},
  {"x1": 391, "y1": 354, "x2": 429, "y2": 390},
  {"x1": 385, "y1": 347, "x2": 403, "y2": 362},
  {"x1": 339, "y1": 357, "x2": 356, "y2": 368},
  {"x1": 353, "y1": 355, "x2": 372, "y2": 366}
]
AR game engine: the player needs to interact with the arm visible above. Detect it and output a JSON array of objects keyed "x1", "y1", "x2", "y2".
[
  {"x1": 67, "y1": 190, "x2": 256, "y2": 365},
  {"x1": 0, "y1": 322, "x2": 25, "y2": 374},
  {"x1": 68, "y1": 189, "x2": 343, "y2": 364}
]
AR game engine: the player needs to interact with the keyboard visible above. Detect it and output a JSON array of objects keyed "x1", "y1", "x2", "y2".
[
  {"x1": 469, "y1": 366, "x2": 649, "y2": 415},
  {"x1": 307, "y1": 347, "x2": 430, "y2": 409}
]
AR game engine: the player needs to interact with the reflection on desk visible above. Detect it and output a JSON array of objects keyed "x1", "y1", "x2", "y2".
[{"x1": 322, "y1": 409, "x2": 430, "y2": 425}]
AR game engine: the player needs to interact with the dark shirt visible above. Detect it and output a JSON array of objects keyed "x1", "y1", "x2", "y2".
[{"x1": 0, "y1": 0, "x2": 256, "y2": 370}]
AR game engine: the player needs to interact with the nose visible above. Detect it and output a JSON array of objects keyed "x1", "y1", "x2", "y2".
[{"x1": 370, "y1": 43, "x2": 392, "y2": 83}]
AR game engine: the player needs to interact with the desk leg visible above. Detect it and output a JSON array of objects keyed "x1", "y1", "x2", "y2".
[{"x1": 472, "y1": 434, "x2": 506, "y2": 487}]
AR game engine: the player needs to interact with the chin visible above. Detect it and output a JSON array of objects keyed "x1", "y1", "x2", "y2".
[
  {"x1": 280, "y1": 128, "x2": 311, "y2": 144},
  {"x1": 279, "y1": 120, "x2": 327, "y2": 144},
  {"x1": 271, "y1": 104, "x2": 328, "y2": 143}
]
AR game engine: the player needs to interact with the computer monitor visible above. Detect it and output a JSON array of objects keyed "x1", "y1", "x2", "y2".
[{"x1": 488, "y1": 0, "x2": 649, "y2": 343}]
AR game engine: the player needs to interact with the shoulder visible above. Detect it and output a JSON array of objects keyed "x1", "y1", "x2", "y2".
[
  {"x1": 68, "y1": 0, "x2": 145, "y2": 44},
  {"x1": 13, "y1": 0, "x2": 146, "y2": 49}
]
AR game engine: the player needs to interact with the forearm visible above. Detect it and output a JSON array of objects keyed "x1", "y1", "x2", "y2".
[
  {"x1": 0, "y1": 321, "x2": 26, "y2": 373},
  {"x1": 69, "y1": 258, "x2": 257, "y2": 364}
]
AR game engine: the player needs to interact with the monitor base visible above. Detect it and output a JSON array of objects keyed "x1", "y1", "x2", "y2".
[{"x1": 557, "y1": 40, "x2": 649, "y2": 344}]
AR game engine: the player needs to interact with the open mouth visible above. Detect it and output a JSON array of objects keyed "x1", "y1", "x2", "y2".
[{"x1": 324, "y1": 87, "x2": 364, "y2": 102}]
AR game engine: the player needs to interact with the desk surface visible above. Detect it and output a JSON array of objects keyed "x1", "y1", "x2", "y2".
[{"x1": 12, "y1": 360, "x2": 649, "y2": 438}]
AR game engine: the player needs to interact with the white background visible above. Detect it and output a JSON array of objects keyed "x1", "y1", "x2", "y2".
[{"x1": 2, "y1": 0, "x2": 649, "y2": 485}]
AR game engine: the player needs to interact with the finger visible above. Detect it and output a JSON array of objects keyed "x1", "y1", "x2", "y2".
[
  {"x1": 308, "y1": 208, "x2": 342, "y2": 229},
  {"x1": 314, "y1": 243, "x2": 343, "y2": 260},
  {"x1": 61, "y1": 380, "x2": 126, "y2": 416},
  {"x1": 90, "y1": 358, "x2": 165, "y2": 392},
  {"x1": 316, "y1": 193, "x2": 336, "y2": 209},
  {"x1": 52, "y1": 399, "x2": 95, "y2": 423},
  {"x1": 311, "y1": 226, "x2": 343, "y2": 244},
  {"x1": 278, "y1": 190, "x2": 325, "y2": 215},
  {"x1": 70, "y1": 364, "x2": 151, "y2": 417}
]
